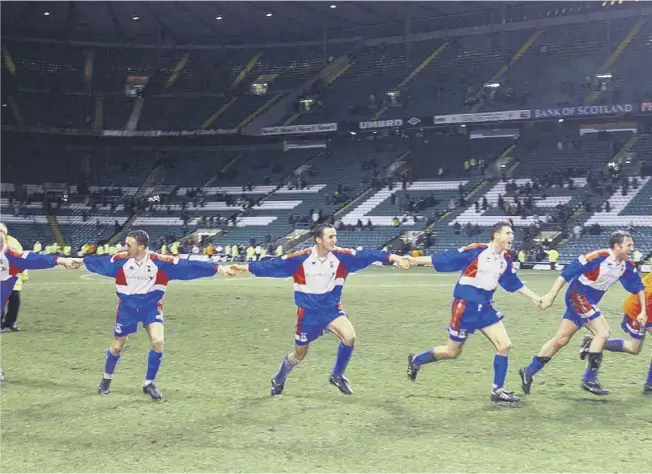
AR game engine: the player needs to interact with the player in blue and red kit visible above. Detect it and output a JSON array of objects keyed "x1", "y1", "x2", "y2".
[
  {"x1": 83, "y1": 230, "x2": 226, "y2": 400},
  {"x1": 226, "y1": 224, "x2": 411, "y2": 396},
  {"x1": 520, "y1": 230, "x2": 645, "y2": 395},
  {"x1": 578, "y1": 270, "x2": 652, "y2": 393},
  {"x1": 405, "y1": 222, "x2": 543, "y2": 403},
  {"x1": 0, "y1": 223, "x2": 82, "y2": 382}
]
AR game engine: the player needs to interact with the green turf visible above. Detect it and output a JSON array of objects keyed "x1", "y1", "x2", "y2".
[{"x1": 1, "y1": 267, "x2": 651, "y2": 472}]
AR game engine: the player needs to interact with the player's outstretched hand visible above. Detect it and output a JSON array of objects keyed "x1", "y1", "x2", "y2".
[
  {"x1": 539, "y1": 293, "x2": 555, "y2": 310},
  {"x1": 234, "y1": 264, "x2": 250, "y2": 274},
  {"x1": 220, "y1": 264, "x2": 249, "y2": 277},
  {"x1": 404, "y1": 256, "x2": 417, "y2": 269},
  {"x1": 393, "y1": 256, "x2": 413, "y2": 270},
  {"x1": 57, "y1": 257, "x2": 84, "y2": 269},
  {"x1": 218, "y1": 265, "x2": 234, "y2": 277},
  {"x1": 531, "y1": 294, "x2": 544, "y2": 309},
  {"x1": 218, "y1": 265, "x2": 237, "y2": 277},
  {"x1": 636, "y1": 311, "x2": 647, "y2": 326}
]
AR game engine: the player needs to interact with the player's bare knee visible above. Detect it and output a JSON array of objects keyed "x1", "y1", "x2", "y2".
[
  {"x1": 292, "y1": 351, "x2": 307, "y2": 362},
  {"x1": 591, "y1": 329, "x2": 610, "y2": 344},
  {"x1": 341, "y1": 332, "x2": 356, "y2": 347},
  {"x1": 444, "y1": 345, "x2": 463, "y2": 359},
  {"x1": 440, "y1": 339, "x2": 463, "y2": 359},
  {"x1": 291, "y1": 345, "x2": 308, "y2": 362},
  {"x1": 111, "y1": 338, "x2": 127, "y2": 354},
  {"x1": 151, "y1": 338, "x2": 164, "y2": 352},
  {"x1": 496, "y1": 340, "x2": 512, "y2": 355},
  {"x1": 109, "y1": 344, "x2": 123, "y2": 355}
]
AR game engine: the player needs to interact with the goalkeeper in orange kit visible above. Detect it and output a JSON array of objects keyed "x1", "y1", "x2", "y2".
[{"x1": 580, "y1": 271, "x2": 652, "y2": 393}]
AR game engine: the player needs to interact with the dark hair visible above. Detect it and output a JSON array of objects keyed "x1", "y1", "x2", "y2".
[
  {"x1": 313, "y1": 223, "x2": 335, "y2": 242},
  {"x1": 490, "y1": 221, "x2": 512, "y2": 241},
  {"x1": 127, "y1": 229, "x2": 149, "y2": 248},
  {"x1": 609, "y1": 230, "x2": 631, "y2": 249}
]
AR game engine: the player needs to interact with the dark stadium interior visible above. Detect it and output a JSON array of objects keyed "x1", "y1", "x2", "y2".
[
  {"x1": 1, "y1": 1, "x2": 652, "y2": 471},
  {"x1": 2, "y1": 0, "x2": 651, "y2": 263}
]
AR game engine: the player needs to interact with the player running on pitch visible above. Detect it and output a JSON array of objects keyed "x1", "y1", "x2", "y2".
[
  {"x1": 83, "y1": 230, "x2": 227, "y2": 400},
  {"x1": 520, "y1": 230, "x2": 645, "y2": 396},
  {"x1": 579, "y1": 270, "x2": 652, "y2": 393},
  {"x1": 225, "y1": 223, "x2": 412, "y2": 396},
  {"x1": 0, "y1": 223, "x2": 81, "y2": 383},
  {"x1": 405, "y1": 221, "x2": 543, "y2": 403}
]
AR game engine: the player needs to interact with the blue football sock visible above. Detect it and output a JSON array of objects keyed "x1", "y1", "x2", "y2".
[
  {"x1": 647, "y1": 358, "x2": 652, "y2": 385},
  {"x1": 104, "y1": 349, "x2": 121, "y2": 378},
  {"x1": 274, "y1": 355, "x2": 297, "y2": 384},
  {"x1": 582, "y1": 352, "x2": 602, "y2": 382},
  {"x1": 145, "y1": 350, "x2": 163, "y2": 382},
  {"x1": 413, "y1": 349, "x2": 437, "y2": 366},
  {"x1": 525, "y1": 355, "x2": 549, "y2": 377},
  {"x1": 493, "y1": 354, "x2": 509, "y2": 390},
  {"x1": 604, "y1": 338, "x2": 625, "y2": 352},
  {"x1": 332, "y1": 343, "x2": 354, "y2": 377}
]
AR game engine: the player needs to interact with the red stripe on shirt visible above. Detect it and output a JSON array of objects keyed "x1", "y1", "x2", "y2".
[
  {"x1": 463, "y1": 257, "x2": 479, "y2": 277},
  {"x1": 293, "y1": 262, "x2": 306, "y2": 285},
  {"x1": 155, "y1": 269, "x2": 169, "y2": 286},
  {"x1": 115, "y1": 267, "x2": 127, "y2": 286}
]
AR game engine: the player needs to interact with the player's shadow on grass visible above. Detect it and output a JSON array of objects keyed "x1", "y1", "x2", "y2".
[
  {"x1": 403, "y1": 391, "x2": 526, "y2": 408},
  {"x1": 4, "y1": 376, "x2": 87, "y2": 392},
  {"x1": 288, "y1": 390, "x2": 387, "y2": 406},
  {"x1": 108, "y1": 397, "x2": 170, "y2": 407},
  {"x1": 563, "y1": 396, "x2": 611, "y2": 404}
]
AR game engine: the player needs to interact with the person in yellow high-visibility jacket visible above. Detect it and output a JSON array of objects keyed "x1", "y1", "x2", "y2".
[{"x1": 2, "y1": 234, "x2": 26, "y2": 331}]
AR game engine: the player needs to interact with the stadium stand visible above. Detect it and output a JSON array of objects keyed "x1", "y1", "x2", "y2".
[{"x1": 2, "y1": 2, "x2": 651, "y2": 265}]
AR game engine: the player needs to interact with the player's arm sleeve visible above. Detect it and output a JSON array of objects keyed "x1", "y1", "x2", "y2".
[
  {"x1": 249, "y1": 253, "x2": 304, "y2": 278},
  {"x1": 431, "y1": 246, "x2": 483, "y2": 272},
  {"x1": 6, "y1": 249, "x2": 58, "y2": 270},
  {"x1": 157, "y1": 258, "x2": 218, "y2": 281},
  {"x1": 336, "y1": 249, "x2": 391, "y2": 273},
  {"x1": 498, "y1": 260, "x2": 525, "y2": 293},
  {"x1": 560, "y1": 254, "x2": 603, "y2": 281},
  {"x1": 83, "y1": 255, "x2": 121, "y2": 278},
  {"x1": 12, "y1": 241, "x2": 28, "y2": 281},
  {"x1": 620, "y1": 261, "x2": 644, "y2": 295}
]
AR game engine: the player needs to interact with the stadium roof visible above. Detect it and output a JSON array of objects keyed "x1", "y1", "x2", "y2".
[{"x1": 1, "y1": 1, "x2": 582, "y2": 47}]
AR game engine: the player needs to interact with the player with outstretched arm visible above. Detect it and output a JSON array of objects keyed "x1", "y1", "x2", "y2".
[{"x1": 225, "y1": 223, "x2": 412, "y2": 396}]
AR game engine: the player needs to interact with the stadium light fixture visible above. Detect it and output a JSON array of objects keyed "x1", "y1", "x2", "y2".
[
  {"x1": 132, "y1": 14, "x2": 140, "y2": 21},
  {"x1": 330, "y1": 4, "x2": 337, "y2": 8},
  {"x1": 43, "y1": 11, "x2": 50, "y2": 16},
  {"x1": 216, "y1": 16, "x2": 223, "y2": 20},
  {"x1": 265, "y1": 12, "x2": 273, "y2": 17}
]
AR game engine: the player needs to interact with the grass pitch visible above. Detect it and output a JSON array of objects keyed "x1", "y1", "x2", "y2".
[{"x1": 1, "y1": 267, "x2": 650, "y2": 472}]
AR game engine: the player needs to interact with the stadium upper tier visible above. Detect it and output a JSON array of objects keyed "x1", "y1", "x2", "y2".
[{"x1": 2, "y1": 14, "x2": 651, "y2": 131}]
